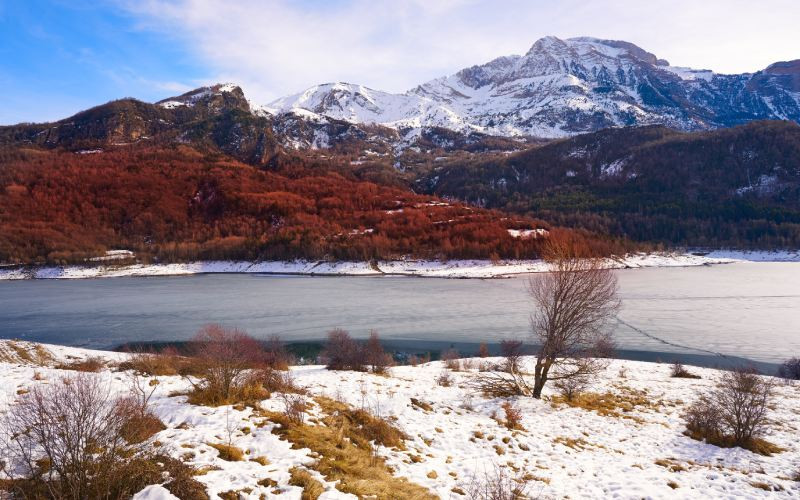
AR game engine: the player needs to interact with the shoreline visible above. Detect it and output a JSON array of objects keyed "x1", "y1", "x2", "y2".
[{"x1": 1, "y1": 250, "x2": 799, "y2": 280}]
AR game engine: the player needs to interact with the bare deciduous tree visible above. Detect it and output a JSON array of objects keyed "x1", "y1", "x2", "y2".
[
  {"x1": 470, "y1": 246, "x2": 617, "y2": 399},
  {"x1": 527, "y1": 243, "x2": 619, "y2": 398}
]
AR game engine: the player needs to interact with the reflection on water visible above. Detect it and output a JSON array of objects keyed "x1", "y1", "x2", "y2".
[{"x1": 1, "y1": 263, "x2": 798, "y2": 364}]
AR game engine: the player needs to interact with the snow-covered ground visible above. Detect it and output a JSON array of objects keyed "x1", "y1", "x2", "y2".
[
  {"x1": 1, "y1": 251, "x2": 799, "y2": 280},
  {"x1": 1, "y1": 340, "x2": 798, "y2": 498}
]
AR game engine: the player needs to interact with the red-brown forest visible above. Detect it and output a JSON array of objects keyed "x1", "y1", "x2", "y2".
[{"x1": 0, "y1": 145, "x2": 625, "y2": 265}]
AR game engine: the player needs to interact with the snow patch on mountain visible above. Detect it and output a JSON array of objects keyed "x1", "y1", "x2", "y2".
[{"x1": 265, "y1": 36, "x2": 800, "y2": 139}]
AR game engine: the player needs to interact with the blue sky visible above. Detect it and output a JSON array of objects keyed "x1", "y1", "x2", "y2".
[{"x1": 2, "y1": 0, "x2": 800, "y2": 125}]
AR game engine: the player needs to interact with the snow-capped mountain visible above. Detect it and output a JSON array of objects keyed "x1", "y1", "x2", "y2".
[{"x1": 266, "y1": 36, "x2": 800, "y2": 138}]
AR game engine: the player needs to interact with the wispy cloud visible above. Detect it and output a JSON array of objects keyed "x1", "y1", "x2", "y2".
[{"x1": 118, "y1": 0, "x2": 800, "y2": 104}]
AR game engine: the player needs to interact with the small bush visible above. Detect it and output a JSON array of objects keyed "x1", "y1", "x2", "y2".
[
  {"x1": 442, "y1": 349, "x2": 461, "y2": 371},
  {"x1": 323, "y1": 329, "x2": 366, "y2": 372},
  {"x1": 264, "y1": 335, "x2": 292, "y2": 370},
  {"x1": 671, "y1": 362, "x2": 701, "y2": 379},
  {"x1": 186, "y1": 324, "x2": 266, "y2": 406},
  {"x1": 251, "y1": 367, "x2": 304, "y2": 394},
  {"x1": 684, "y1": 367, "x2": 777, "y2": 454},
  {"x1": 553, "y1": 375, "x2": 590, "y2": 401},
  {"x1": 461, "y1": 464, "x2": 531, "y2": 499},
  {"x1": 478, "y1": 343, "x2": 490, "y2": 358},
  {"x1": 282, "y1": 393, "x2": 308, "y2": 424},
  {"x1": 500, "y1": 401, "x2": 523, "y2": 431},
  {"x1": 777, "y1": 357, "x2": 800, "y2": 380},
  {"x1": 500, "y1": 340, "x2": 524, "y2": 374},
  {"x1": 436, "y1": 371, "x2": 453, "y2": 387},
  {"x1": 2, "y1": 373, "x2": 162, "y2": 498}
]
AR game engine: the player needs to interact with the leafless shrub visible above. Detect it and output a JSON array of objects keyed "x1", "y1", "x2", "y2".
[
  {"x1": 282, "y1": 394, "x2": 308, "y2": 425},
  {"x1": 684, "y1": 367, "x2": 776, "y2": 453},
  {"x1": 264, "y1": 334, "x2": 292, "y2": 370},
  {"x1": 461, "y1": 463, "x2": 532, "y2": 499},
  {"x1": 442, "y1": 349, "x2": 462, "y2": 371},
  {"x1": 251, "y1": 367, "x2": 304, "y2": 395},
  {"x1": 500, "y1": 340, "x2": 524, "y2": 374},
  {"x1": 527, "y1": 240, "x2": 619, "y2": 398},
  {"x1": 364, "y1": 330, "x2": 392, "y2": 374},
  {"x1": 478, "y1": 343, "x2": 490, "y2": 358},
  {"x1": 436, "y1": 371, "x2": 453, "y2": 387},
  {"x1": 407, "y1": 353, "x2": 430, "y2": 367},
  {"x1": 323, "y1": 328, "x2": 366, "y2": 372},
  {"x1": 500, "y1": 401, "x2": 523, "y2": 431},
  {"x1": 1, "y1": 373, "x2": 162, "y2": 498},
  {"x1": 186, "y1": 324, "x2": 266, "y2": 405},
  {"x1": 778, "y1": 357, "x2": 800, "y2": 380},
  {"x1": 671, "y1": 362, "x2": 701, "y2": 379},
  {"x1": 553, "y1": 374, "x2": 590, "y2": 402},
  {"x1": 118, "y1": 371, "x2": 166, "y2": 443}
]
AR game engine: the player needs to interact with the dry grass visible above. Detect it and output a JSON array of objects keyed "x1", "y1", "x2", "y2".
[
  {"x1": 683, "y1": 428, "x2": 785, "y2": 456},
  {"x1": 316, "y1": 397, "x2": 408, "y2": 449},
  {"x1": 55, "y1": 356, "x2": 105, "y2": 372},
  {"x1": 410, "y1": 398, "x2": 433, "y2": 412},
  {"x1": 264, "y1": 398, "x2": 436, "y2": 499},
  {"x1": 207, "y1": 443, "x2": 245, "y2": 462},
  {"x1": 550, "y1": 388, "x2": 654, "y2": 421},
  {"x1": 553, "y1": 436, "x2": 595, "y2": 451},
  {"x1": 289, "y1": 467, "x2": 325, "y2": 500},
  {"x1": 0, "y1": 341, "x2": 53, "y2": 365},
  {"x1": 654, "y1": 458, "x2": 687, "y2": 473},
  {"x1": 187, "y1": 379, "x2": 269, "y2": 407}
]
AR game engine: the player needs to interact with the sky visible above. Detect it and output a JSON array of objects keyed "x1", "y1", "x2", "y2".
[{"x1": 2, "y1": 0, "x2": 800, "y2": 125}]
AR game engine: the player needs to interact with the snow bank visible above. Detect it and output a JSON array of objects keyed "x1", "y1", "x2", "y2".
[{"x1": 2, "y1": 251, "x2": 798, "y2": 281}]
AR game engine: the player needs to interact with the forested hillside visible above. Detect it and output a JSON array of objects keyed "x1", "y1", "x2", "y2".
[
  {"x1": 424, "y1": 121, "x2": 800, "y2": 248},
  {"x1": 0, "y1": 145, "x2": 627, "y2": 265}
]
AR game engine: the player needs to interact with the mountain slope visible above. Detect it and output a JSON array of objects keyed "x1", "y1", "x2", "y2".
[
  {"x1": 268, "y1": 36, "x2": 800, "y2": 138},
  {"x1": 421, "y1": 120, "x2": 800, "y2": 247}
]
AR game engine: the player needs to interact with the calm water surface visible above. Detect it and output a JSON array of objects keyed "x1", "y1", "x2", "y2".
[{"x1": 1, "y1": 263, "x2": 798, "y2": 364}]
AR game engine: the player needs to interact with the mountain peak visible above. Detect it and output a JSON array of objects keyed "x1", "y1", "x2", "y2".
[
  {"x1": 525, "y1": 36, "x2": 669, "y2": 66},
  {"x1": 157, "y1": 83, "x2": 248, "y2": 111}
]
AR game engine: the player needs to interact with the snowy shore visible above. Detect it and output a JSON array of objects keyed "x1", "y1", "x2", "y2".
[
  {"x1": 1, "y1": 340, "x2": 798, "y2": 498},
  {"x1": 1, "y1": 250, "x2": 799, "y2": 280}
]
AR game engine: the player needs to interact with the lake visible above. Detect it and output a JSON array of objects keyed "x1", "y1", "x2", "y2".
[{"x1": 1, "y1": 262, "x2": 798, "y2": 368}]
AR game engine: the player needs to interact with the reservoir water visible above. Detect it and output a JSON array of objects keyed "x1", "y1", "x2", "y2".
[{"x1": 1, "y1": 262, "x2": 798, "y2": 366}]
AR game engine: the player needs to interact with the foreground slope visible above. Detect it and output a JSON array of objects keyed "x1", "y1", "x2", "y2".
[{"x1": 1, "y1": 340, "x2": 798, "y2": 498}]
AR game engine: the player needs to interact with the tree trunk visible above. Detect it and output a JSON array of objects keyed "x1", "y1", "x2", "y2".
[{"x1": 532, "y1": 357, "x2": 551, "y2": 399}]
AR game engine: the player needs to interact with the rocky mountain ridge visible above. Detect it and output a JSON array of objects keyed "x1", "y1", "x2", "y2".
[{"x1": 267, "y1": 36, "x2": 800, "y2": 138}]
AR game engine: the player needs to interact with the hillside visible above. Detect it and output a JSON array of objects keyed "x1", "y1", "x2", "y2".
[
  {"x1": 423, "y1": 121, "x2": 800, "y2": 248},
  {"x1": 0, "y1": 144, "x2": 601, "y2": 266},
  {"x1": 1, "y1": 340, "x2": 798, "y2": 498}
]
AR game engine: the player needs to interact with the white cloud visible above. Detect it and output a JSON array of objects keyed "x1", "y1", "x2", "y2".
[{"x1": 119, "y1": 0, "x2": 800, "y2": 104}]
